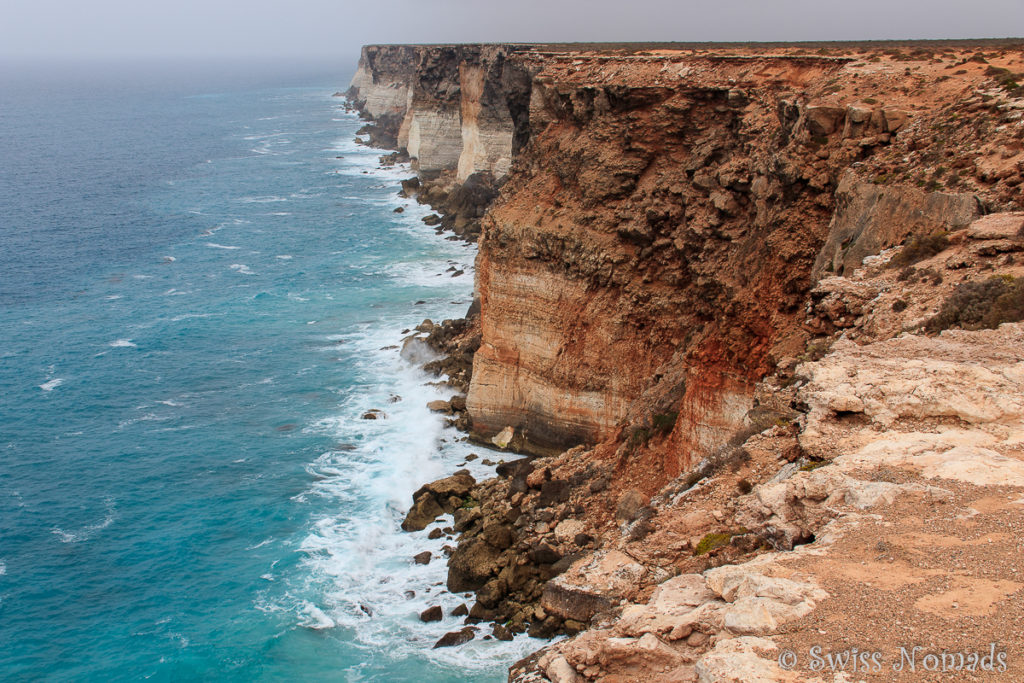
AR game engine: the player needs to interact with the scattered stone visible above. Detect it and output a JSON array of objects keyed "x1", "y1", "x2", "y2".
[{"x1": 413, "y1": 551, "x2": 432, "y2": 565}]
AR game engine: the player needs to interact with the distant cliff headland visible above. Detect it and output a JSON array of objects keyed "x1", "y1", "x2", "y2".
[{"x1": 347, "y1": 40, "x2": 1024, "y2": 681}]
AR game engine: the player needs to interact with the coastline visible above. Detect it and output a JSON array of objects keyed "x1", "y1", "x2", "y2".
[{"x1": 342, "y1": 41, "x2": 1024, "y2": 682}]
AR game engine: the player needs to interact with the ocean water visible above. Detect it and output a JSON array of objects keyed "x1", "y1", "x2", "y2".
[{"x1": 0, "y1": 62, "x2": 536, "y2": 681}]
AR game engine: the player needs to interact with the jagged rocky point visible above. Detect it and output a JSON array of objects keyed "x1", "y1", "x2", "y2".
[{"x1": 345, "y1": 41, "x2": 1024, "y2": 681}]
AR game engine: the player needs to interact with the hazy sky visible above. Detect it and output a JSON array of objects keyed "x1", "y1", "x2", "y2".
[{"x1": 2, "y1": 0, "x2": 1022, "y2": 62}]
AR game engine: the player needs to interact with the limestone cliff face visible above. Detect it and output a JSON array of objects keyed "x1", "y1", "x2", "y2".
[
  {"x1": 468, "y1": 56, "x2": 853, "y2": 470},
  {"x1": 347, "y1": 45, "x2": 535, "y2": 180},
  {"x1": 351, "y1": 42, "x2": 1024, "y2": 486}
]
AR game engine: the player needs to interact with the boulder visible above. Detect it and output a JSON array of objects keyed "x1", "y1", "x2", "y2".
[
  {"x1": 413, "y1": 551, "x2": 432, "y2": 565},
  {"x1": 427, "y1": 400, "x2": 451, "y2": 413},
  {"x1": 803, "y1": 105, "x2": 846, "y2": 136},
  {"x1": 482, "y1": 521, "x2": 514, "y2": 549},
  {"x1": 420, "y1": 605, "x2": 443, "y2": 622},
  {"x1": 491, "y1": 425, "x2": 515, "y2": 448},
  {"x1": 433, "y1": 627, "x2": 476, "y2": 648},
  {"x1": 401, "y1": 493, "x2": 443, "y2": 532},
  {"x1": 413, "y1": 471, "x2": 475, "y2": 507},
  {"x1": 447, "y1": 537, "x2": 501, "y2": 592},
  {"x1": 615, "y1": 489, "x2": 646, "y2": 522}
]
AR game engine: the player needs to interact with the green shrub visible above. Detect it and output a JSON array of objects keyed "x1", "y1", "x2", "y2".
[
  {"x1": 651, "y1": 412, "x2": 678, "y2": 434},
  {"x1": 925, "y1": 276, "x2": 1024, "y2": 333},
  {"x1": 892, "y1": 231, "x2": 949, "y2": 267}
]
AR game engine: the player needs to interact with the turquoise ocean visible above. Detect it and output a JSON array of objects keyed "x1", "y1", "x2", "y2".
[{"x1": 0, "y1": 62, "x2": 535, "y2": 681}]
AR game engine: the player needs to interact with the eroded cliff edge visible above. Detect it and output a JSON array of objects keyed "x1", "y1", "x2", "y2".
[{"x1": 348, "y1": 42, "x2": 1024, "y2": 680}]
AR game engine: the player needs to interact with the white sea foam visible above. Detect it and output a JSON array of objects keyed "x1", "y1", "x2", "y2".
[
  {"x1": 52, "y1": 497, "x2": 116, "y2": 544},
  {"x1": 170, "y1": 313, "x2": 218, "y2": 322},
  {"x1": 276, "y1": 255, "x2": 293, "y2": 260},
  {"x1": 237, "y1": 195, "x2": 288, "y2": 204},
  {"x1": 299, "y1": 602, "x2": 336, "y2": 630},
  {"x1": 39, "y1": 378, "x2": 63, "y2": 392},
  {"x1": 286, "y1": 303, "x2": 538, "y2": 669},
  {"x1": 204, "y1": 243, "x2": 241, "y2": 250},
  {"x1": 109, "y1": 339, "x2": 137, "y2": 348},
  {"x1": 230, "y1": 264, "x2": 256, "y2": 275}
]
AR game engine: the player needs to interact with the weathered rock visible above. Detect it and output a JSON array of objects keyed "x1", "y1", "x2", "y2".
[
  {"x1": 491, "y1": 425, "x2": 514, "y2": 448},
  {"x1": 433, "y1": 627, "x2": 476, "y2": 648},
  {"x1": 482, "y1": 521, "x2": 513, "y2": 549},
  {"x1": 543, "y1": 655, "x2": 580, "y2": 683},
  {"x1": 803, "y1": 104, "x2": 846, "y2": 136},
  {"x1": 427, "y1": 399, "x2": 451, "y2": 413},
  {"x1": 412, "y1": 471, "x2": 476, "y2": 514},
  {"x1": 813, "y1": 171, "x2": 980, "y2": 278},
  {"x1": 695, "y1": 637, "x2": 798, "y2": 682},
  {"x1": 401, "y1": 494, "x2": 444, "y2": 532},
  {"x1": 542, "y1": 551, "x2": 645, "y2": 622},
  {"x1": 615, "y1": 489, "x2": 646, "y2": 522},
  {"x1": 413, "y1": 551, "x2": 432, "y2": 565},
  {"x1": 447, "y1": 537, "x2": 502, "y2": 592},
  {"x1": 492, "y1": 623, "x2": 514, "y2": 641},
  {"x1": 420, "y1": 605, "x2": 443, "y2": 622}
]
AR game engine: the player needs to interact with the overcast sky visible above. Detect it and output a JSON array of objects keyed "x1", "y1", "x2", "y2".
[{"x1": 2, "y1": 0, "x2": 1022, "y2": 63}]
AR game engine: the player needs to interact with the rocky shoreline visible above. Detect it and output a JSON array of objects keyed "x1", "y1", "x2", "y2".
[{"x1": 344, "y1": 41, "x2": 1024, "y2": 680}]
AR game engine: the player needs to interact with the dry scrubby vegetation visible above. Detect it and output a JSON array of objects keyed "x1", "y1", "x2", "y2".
[
  {"x1": 926, "y1": 275, "x2": 1024, "y2": 333},
  {"x1": 892, "y1": 231, "x2": 950, "y2": 268}
]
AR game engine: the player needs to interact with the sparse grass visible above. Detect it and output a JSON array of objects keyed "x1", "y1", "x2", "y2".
[
  {"x1": 925, "y1": 275, "x2": 1024, "y2": 333},
  {"x1": 694, "y1": 532, "x2": 734, "y2": 556}
]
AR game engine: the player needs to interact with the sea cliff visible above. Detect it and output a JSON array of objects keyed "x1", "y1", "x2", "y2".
[{"x1": 348, "y1": 41, "x2": 1024, "y2": 681}]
